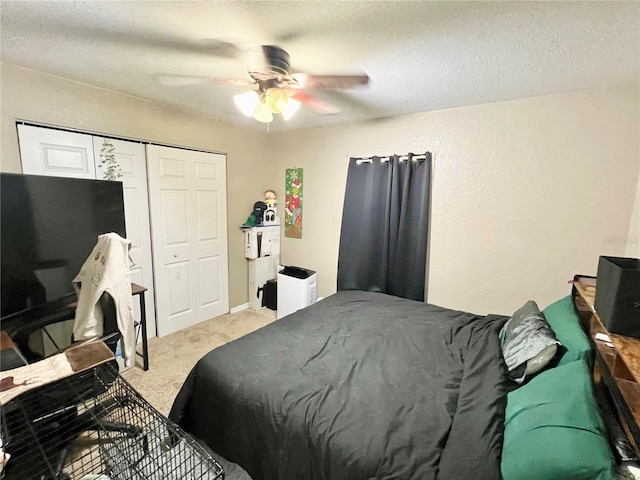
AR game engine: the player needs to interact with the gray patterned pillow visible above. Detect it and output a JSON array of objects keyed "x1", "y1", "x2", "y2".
[{"x1": 500, "y1": 300, "x2": 561, "y2": 383}]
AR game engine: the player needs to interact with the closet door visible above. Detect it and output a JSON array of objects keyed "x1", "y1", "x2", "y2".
[
  {"x1": 17, "y1": 125, "x2": 157, "y2": 340},
  {"x1": 147, "y1": 145, "x2": 229, "y2": 336},
  {"x1": 92, "y1": 137, "x2": 157, "y2": 338},
  {"x1": 18, "y1": 124, "x2": 96, "y2": 178}
]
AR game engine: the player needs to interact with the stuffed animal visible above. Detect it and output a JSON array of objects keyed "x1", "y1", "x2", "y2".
[
  {"x1": 264, "y1": 190, "x2": 277, "y2": 207},
  {"x1": 263, "y1": 190, "x2": 278, "y2": 224}
]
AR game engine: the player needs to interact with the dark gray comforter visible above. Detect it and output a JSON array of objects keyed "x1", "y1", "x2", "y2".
[{"x1": 169, "y1": 290, "x2": 508, "y2": 480}]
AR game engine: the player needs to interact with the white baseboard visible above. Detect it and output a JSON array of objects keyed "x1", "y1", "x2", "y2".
[{"x1": 230, "y1": 303, "x2": 249, "y2": 314}]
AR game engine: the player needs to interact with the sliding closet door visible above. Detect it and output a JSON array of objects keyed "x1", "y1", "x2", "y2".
[
  {"x1": 92, "y1": 138, "x2": 157, "y2": 338},
  {"x1": 146, "y1": 145, "x2": 229, "y2": 336},
  {"x1": 18, "y1": 124, "x2": 96, "y2": 178},
  {"x1": 18, "y1": 125, "x2": 158, "y2": 340}
]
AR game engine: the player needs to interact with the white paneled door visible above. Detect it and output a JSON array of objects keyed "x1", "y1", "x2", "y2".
[
  {"x1": 92, "y1": 138, "x2": 157, "y2": 338},
  {"x1": 146, "y1": 145, "x2": 229, "y2": 336},
  {"x1": 18, "y1": 124, "x2": 96, "y2": 178}
]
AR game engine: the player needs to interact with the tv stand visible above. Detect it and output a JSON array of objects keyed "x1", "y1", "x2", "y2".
[{"x1": 572, "y1": 277, "x2": 640, "y2": 457}]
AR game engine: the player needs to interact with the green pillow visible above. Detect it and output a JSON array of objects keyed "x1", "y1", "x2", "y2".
[
  {"x1": 502, "y1": 360, "x2": 615, "y2": 480},
  {"x1": 543, "y1": 295, "x2": 592, "y2": 366}
]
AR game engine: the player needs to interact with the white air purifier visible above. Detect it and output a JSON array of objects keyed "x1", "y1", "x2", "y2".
[{"x1": 277, "y1": 266, "x2": 317, "y2": 319}]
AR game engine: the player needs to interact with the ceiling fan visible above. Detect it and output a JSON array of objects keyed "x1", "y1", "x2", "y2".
[{"x1": 157, "y1": 43, "x2": 370, "y2": 123}]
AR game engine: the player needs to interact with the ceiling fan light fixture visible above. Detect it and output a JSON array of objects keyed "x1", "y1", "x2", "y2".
[
  {"x1": 265, "y1": 87, "x2": 288, "y2": 114},
  {"x1": 282, "y1": 98, "x2": 301, "y2": 120},
  {"x1": 234, "y1": 90, "x2": 259, "y2": 117},
  {"x1": 253, "y1": 100, "x2": 274, "y2": 123}
]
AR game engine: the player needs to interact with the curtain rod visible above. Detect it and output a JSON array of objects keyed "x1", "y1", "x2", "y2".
[{"x1": 353, "y1": 153, "x2": 428, "y2": 164}]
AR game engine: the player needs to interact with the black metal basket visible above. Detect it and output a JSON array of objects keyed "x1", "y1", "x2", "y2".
[{"x1": 1, "y1": 363, "x2": 223, "y2": 480}]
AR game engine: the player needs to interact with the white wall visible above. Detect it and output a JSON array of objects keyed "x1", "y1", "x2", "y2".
[
  {"x1": 1, "y1": 63, "x2": 271, "y2": 309},
  {"x1": 269, "y1": 86, "x2": 640, "y2": 315}
]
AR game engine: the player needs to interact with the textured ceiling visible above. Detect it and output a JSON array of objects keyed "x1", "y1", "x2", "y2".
[{"x1": 1, "y1": 1, "x2": 639, "y2": 131}]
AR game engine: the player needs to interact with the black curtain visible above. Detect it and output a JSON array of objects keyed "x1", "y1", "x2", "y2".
[{"x1": 337, "y1": 153, "x2": 431, "y2": 301}]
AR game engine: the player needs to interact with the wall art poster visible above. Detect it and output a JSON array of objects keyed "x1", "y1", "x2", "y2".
[{"x1": 285, "y1": 168, "x2": 303, "y2": 238}]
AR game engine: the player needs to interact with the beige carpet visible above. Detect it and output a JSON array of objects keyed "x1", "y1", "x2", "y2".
[{"x1": 121, "y1": 307, "x2": 276, "y2": 416}]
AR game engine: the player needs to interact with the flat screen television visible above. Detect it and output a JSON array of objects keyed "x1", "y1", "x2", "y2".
[{"x1": 1, "y1": 173, "x2": 126, "y2": 326}]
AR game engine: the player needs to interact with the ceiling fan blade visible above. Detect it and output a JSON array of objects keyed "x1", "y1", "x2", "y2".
[
  {"x1": 291, "y1": 73, "x2": 370, "y2": 90},
  {"x1": 197, "y1": 38, "x2": 244, "y2": 59},
  {"x1": 130, "y1": 36, "x2": 243, "y2": 59},
  {"x1": 47, "y1": 23, "x2": 246, "y2": 60},
  {"x1": 155, "y1": 74, "x2": 253, "y2": 86},
  {"x1": 290, "y1": 91, "x2": 341, "y2": 116}
]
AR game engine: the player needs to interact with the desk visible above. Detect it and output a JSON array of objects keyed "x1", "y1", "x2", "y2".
[
  {"x1": 131, "y1": 283, "x2": 149, "y2": 371},
  {"x1": 572, "y1": 277, "x2": 640, "y2": 456}
]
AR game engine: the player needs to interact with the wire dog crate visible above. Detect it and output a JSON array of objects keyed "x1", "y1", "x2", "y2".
[{"x1": 1, "y1": 363, "x2": 223, "y2": 480}]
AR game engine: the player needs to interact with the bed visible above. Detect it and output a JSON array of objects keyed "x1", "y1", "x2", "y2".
[{"x1": 169, "y1": 290, "x2": 617, "y2": 480}]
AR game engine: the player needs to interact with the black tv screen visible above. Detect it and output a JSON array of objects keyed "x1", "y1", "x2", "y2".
[{"x1": 1, "y1": 173, "x2": 126, "y2": 322}]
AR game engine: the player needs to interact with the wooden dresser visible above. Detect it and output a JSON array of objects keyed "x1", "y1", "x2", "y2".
[{"x1": 572, "y1": 276, "x2": 640, "y2": 456}]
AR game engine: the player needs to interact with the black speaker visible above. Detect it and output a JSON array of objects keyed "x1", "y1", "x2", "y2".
[{"x1": 594, "y1": 256, "x2": 640, "y2": 338}]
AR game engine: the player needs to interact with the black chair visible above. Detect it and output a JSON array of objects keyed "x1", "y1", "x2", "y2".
[{"x1": 1, "y1": 292, "x2": 141, "y2": 480}]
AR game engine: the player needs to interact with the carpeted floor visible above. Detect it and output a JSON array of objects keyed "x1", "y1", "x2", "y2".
[{"x1": 121, "y1": 307, "x2": 276, "y2": 416}]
